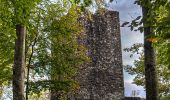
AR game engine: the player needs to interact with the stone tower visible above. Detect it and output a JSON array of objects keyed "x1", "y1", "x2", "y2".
[{"x1": 74, "y1": 10, "x2": 124, "y2": 100}]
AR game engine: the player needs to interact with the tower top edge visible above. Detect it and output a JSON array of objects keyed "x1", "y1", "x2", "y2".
[{"x1": 94, "y1": 9, "x2": 119, "y2": 16}]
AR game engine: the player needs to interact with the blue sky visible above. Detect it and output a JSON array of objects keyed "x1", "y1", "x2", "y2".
[{"x1": 108, "y1": 0, "x2": 145, "y2": 98}]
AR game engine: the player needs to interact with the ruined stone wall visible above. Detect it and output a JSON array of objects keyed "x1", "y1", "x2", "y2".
[{"x1": 74, "y1": 10, "x2": 124, "y2": 100}]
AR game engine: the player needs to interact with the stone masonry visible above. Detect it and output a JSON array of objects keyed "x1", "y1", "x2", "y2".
[{"x1": 73, "y1": 10, "x2": 124, "y2": 100}]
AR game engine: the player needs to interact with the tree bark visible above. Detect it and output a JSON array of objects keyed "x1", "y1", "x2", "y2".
[
  {"x1": 142, "y1": 4, "x2": 158, "y2": 100},
  {"x1": 13, "y1": 25, "x2": 26, "y2": 100}
]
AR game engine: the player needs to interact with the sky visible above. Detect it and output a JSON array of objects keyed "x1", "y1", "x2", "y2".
[{"x1": 108, "y1": 0, "x2": 145, "y2": 98}]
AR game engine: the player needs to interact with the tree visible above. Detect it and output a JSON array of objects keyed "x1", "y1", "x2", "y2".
[
  {"x1": 0, "y1": 0, "x2": 42, "y2": 99},
  {"x1": 129, "y1": 0, "x2": 159, "y2": 99},
  {"x1": 0, "y1": 0, "x2": 15, "y2": 88},
  {"x1": 0, "y1": 0, "x2": 26, "y2": 99},
  {"x1": 124, "y1": 53, "x2": 170, "y2": 97},
  {"x1": 124, "y1": 0, "x2": 170, "y2": 99},
  {"x1": 12, "y1": 1, "x2": 41, "y2": 99},
  {"x1": 0, "y1": 0, "x2": 89, "y2": 99},
  {"x1": 142, "y1": 4, "x2": 159, "y2": 100},
  {"x1": 122, "y1": 0, "x2": 170, "y2": 100},
  {"x1": 154, "y1": 1, "x2": 170, "y2": 69},
  {"x1": 23, "y1": 3, "x2": 89, "y2": 99},
  {"x1": 134, "y1": 1, "x2": 170, "y2": 99},
  {"x1": 124, "y1": 43, "x2": 170, "y2": 97},
  {"x1": 26, "y1": 0, "x2": 116, "y2": 99}
]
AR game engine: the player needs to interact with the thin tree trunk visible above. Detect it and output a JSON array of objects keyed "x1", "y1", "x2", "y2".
[
  {"x1": 13, "y1": 25, "x2": 26, "y2": 100},
  {"x1": 142, "y1": 4, "x2": 158, "y2": 100},
  {"x1": 25, "y1": 35, "x2": 38, "y2": 100}
]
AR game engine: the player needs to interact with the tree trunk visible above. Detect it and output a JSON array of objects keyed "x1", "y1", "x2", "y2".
[
  {"x1": 25, "y1": 35, "x2": 37, "y2": 100},
  {"x1": 142, "y1": 4, "x2": 158, "y2": 100},
  {"x1": 13, "y1": 25, "x2": 26, "y2": 100}
]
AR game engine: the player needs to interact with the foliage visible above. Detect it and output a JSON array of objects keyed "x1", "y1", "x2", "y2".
[
  {"x1": 154, "y1": 3, "x2": 170, "y2": 69},
  {"x1": 121, "y1": 1, "x2": 170, "y2": 100},
  {"x1": 122, "y1": 0, "x2": 170, "y2": 70},
  {"x1": 0, "y1": 0, "x2": 15, "y2": 85},
  {"x1": 121, "y1": 0, "x2": 170, "y2": 39},
  {"x1": 0, "y1": 0, "x2": 90, "y2": 98},
  {"x1": 27, "y1": 4, "x2": 89, "y2": 98},
  {"x1": 161, "y1": 95, "x2": 170, "y2": 100},
  {"x1": 124, "y1": 44, "x2": 170, "y2": 96}
]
